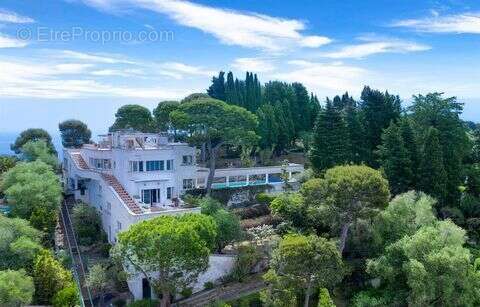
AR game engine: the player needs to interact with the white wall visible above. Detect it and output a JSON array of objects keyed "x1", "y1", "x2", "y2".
[{"x1": 127, "y1": 254, "x2": 236, "y2": 300}]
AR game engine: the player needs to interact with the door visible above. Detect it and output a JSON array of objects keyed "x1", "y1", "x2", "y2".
[
  {"x1": 142, "y1": 278, "x2": 151, "y2": 299},
  {"x1": 142, "y1": 189, "x2": 161, "y2": 205}
]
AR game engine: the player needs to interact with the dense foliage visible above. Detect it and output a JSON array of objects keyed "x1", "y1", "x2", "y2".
[
  {"x1": 0, "y1": 215, "x2": 43, "y2": 271},
  {"x1": 33, "y1": 249, "x2": 76, "y2": 305},
  {"x1": 170, "y1": 97, "x2": 258, "y2": 193},
  {"x1": 113, "y1": 214, "x2": 217, "y2": 307},
  {"x1": 59, "y1": 119, "x2": 92, "y2": 148},
  {"x1": 262, "y1": 234, "x2": 344, "y2": 307},
  {"x1": 0, "y1": 269, "x2": 35, "y2": 306},
  {"x1": 71, "y1": 202, "x2": 103, "y2": 245},
  {"x1": 109, "y1": 104, "x2": 155, "y2": 132},
  {"x1": 10, "y1": 128, "x2": 57, "y2": 155},
  {"x1": 1, "y1": 161, "x2": 62, "y2": 239}
]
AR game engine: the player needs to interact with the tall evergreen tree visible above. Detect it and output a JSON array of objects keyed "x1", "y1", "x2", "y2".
[
  {"x1": 291, "y1": 83, "x2": 311, "y2": 134},
  {"x1": 207, "y1": 71, "x2": 226, "y2": 101},
  {"x1": 345, "y1": 104, "x2": 367, "y2": 164},
  {"x1": 410, "y1": 93, "x2": 470, "y2": 205},
  {"x1": 419, "y1": 127, "x2": 447, "y2": 204},
  {"x1": 399, "y1": 117, "x2": 420, "y2": 186},
  {"x1": 309, "y1": 94, "x2": 321, "y2": 130},
  {"x1": 234, "y1": 79, "x2": 245, "y2": 108},
  {"x1": 245, "y1": 72, "x2": 254, "y2": 111},
  {"x1": 225, "y1": 72, "x2": 237, "y2": 105},
  {"x1": 310, "y1": 100, "x2": 350, "y2": 172},
  {"x1": 377, "y1": 121, "x2": 413, "y2": 195},
  {"x1": 359, "y1": 86, "x2": 401, "y2": 166},
  {"x1": 256, "y1": 104, "x2": 279, "y2": 150},
  {"x1": 253, "y1": 73, "x2": 262, "y2": 111},
  {"x1": 273, "y1": 100, "x2": 295, "y2": 154}
]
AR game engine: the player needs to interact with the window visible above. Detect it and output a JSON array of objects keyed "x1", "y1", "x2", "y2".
[
  {"x1": 213, "y1": 177, "x2": 226, "y2": 183},
  {"x1": 167, "y1": 187, "x2": 173, "y2": 199},
  {"x1": 90, "y1": 158, "x2": 111, "y2": 170},
  {"x1": 182, "y1": 155, "x2": 193, "y2": 165},
  {"x1": 146, "y1": 160, "x2": 164, "y2": 171},
  {"x1": 129, "y1": 161, "x2": 144, "y2": 172},
  {"x1": 117, "y1": 221, "x2": 122, "y2": 232},
  {"x1": 166, "y1": 159, "x2": 174, "y2": 170},
  {"x1": 183, "y1": 179, "x2": 194, "y2": 190},
  {"x1": 106, "y1": 202, "x2": 111, "y2": 215}
]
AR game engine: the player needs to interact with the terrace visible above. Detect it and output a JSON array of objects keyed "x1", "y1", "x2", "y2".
[{"x1": 206, "y1": 163, "x2": 304, "y2": 190}]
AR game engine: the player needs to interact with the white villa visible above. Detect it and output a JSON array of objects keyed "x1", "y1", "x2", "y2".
[{"x1": 62, "y1": 130, "x2": 304, "y2": 299}]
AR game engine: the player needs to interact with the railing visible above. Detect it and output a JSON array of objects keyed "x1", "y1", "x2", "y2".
[{"x1": 60, "y1": 201, "x2": 94, "y2": 306}]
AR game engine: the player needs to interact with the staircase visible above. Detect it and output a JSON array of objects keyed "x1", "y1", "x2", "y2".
[
  {"x1": 71, "y1": 152, "x2": 89, "y2": 170},
  {"x1": 100, "y1": 173, "x2": 143, "y2": 214},
  {"x1": 175, "y1": 275, "x2": 265, "y2": 307},
  {"x1": 60, "y1": 201, "x2": 94, "y2": 307}
]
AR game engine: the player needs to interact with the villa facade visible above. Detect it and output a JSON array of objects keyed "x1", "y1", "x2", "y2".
[
  {"x1": 63, "y1": 130, "x2": 304, "y2": 243},
  {"x1": 62, "y1": 130, "x2": 304, "y2": 299}
]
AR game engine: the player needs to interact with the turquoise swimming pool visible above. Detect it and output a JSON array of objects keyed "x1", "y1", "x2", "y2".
[{"x1": 211, "y1": 180, "x2": 275, "y2": 189}]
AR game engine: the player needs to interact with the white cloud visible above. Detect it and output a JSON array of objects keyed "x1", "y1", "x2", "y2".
[
  {"x1": 0, "y1": 33, "x2": 28, "y2": 48},
  {"x1": 57, "y1": 50, "x2": 137, "y2": 64},
  {"x1": 232, "y1": 57, "x2": 275, "y2": 72},
  {"x1": 91, "y1": 68, "x2": 144, "y2": 77},
  {"x1": 0, "y1": 9, "x2": 34, "y2": 23},
  {"x1": 392, "y1": 11, "x2": 480, "y2": 34},
  {"x1": 321, "y1": 37, "x2": 430, "y2": 59},
  {"x1": 54, "y1": 63, "x2": 95, "y2": 74},
  {"x1": 80, "y1": 0, "x2": 331, "y2": 51},
  {"x1": 272, "y1": 60, "x2": 367, "y2": 95},
  {"x1": 156, "y1": 62, "x2": 216, "y2": 79},
  {"x1": 0, "y1": 58, "x2": 188, "y2": 99}
]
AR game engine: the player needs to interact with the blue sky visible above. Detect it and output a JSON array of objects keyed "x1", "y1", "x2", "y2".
[{"x1": 0, "y1": 0, "x2": 479, "y2": 134}]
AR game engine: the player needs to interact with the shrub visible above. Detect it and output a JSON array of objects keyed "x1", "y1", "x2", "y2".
[
  {"x1": 127, "y1": 299, "x2": 160, "y2": 307},
  {"x1": 255, "y1": 193, "x2": 276, "y2": 205},
  {"x1": 72, "y1": 203, "x2": 102, "y2": 246},
  {"x1": 204, "y1": 281, "x2": 215, "y2": 290},
  {"x1": 240, "y1": 215, "x2": 281, "y2": 229},
  {"x1": 318, "y1": 288, "x2": 335, "y2": 307},
  {"x1": 235, "y1": 204, "x2": 270, "y2": 220},
  {"x1": 112, "y1": 298, "x2": 127, "y2": 307},
  {"x1": 229, "y1": 245, "x2": 262, "y2": 282},
  {"x1": 200, "y1": 197, "x2": 223, "y2": 215},
  {"x1": 33, "y1": 249, "x2": 74, "y2": 305},
  {"x1": 52, "y1": 285, "x2": 79, "y2": 307},
  {"x1": 100, "y1": 242, "x2": 112, "y2": 257},
  {"x1": 180, "y1": 287, "x2": 193, "y2": 298}
]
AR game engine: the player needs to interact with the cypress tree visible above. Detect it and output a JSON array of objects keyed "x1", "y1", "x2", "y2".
[
  {"x1": 377, "y1": 121, "x2": 413, "y2": 195},
  {"x1": 399, "y1": 117, "x2": 420, "y2": 187},
  {"x1": 225, "y1": 71, "x2": 236, "y2": 105},
  {"x1": 419, "y1": 127, "x2": 447, "y2": 204},
  {"x1": 359, "y1": 86, "x2": 401, "y2": 166},
  {"x1": 310, "y1": 99, "x2": 350, "y2": 172},
  {"x1": 253, "y1": 73, "x2": 262, "y2": 111},
  {"x1": 256, "y1": 104, "x2": 279, "y2": 150},
  {"x1": 309, "y1": 94, "x2": 321, "y2": 131},
  {"x1": 245, "y1": 72, "x2": 254, "y2": 111},
  {"x1": 234, "y1": 79, "x2": 245, "y2": 108},
  {"x1": 332, "y1": 95, "x2": 343, "y2": 110},
  {"x1": 207, "y1": 71, "x2": 226, "y2": 101},
  {"x1": 292, "y1": 83, "x2": 311, "y2": 134},
  {"x1": 345, "y1": 104, "x2": 367, "y2": 164}
]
